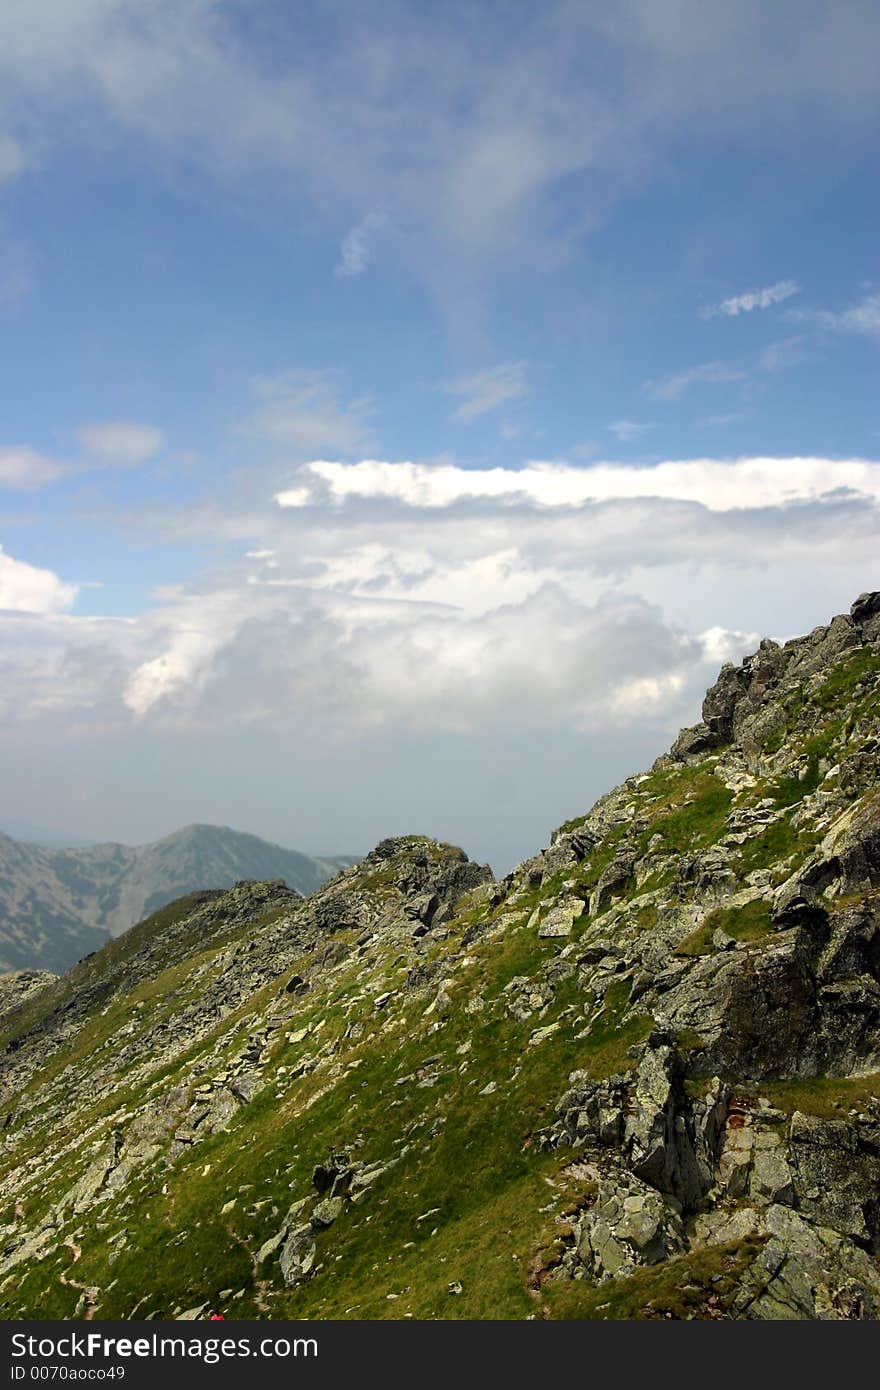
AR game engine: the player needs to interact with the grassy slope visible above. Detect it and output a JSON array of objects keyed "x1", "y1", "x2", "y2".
[{"x1": 1, "y1": 646, "x2": 879, "y2": 1320}]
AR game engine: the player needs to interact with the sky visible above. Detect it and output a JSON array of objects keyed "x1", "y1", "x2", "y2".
[{"x1": 0, "y1": 0, "x2": 878, "y2": 872}]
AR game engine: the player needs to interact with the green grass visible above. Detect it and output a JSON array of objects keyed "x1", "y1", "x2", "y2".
[
  {"x1": 744, "y1": 1072, "x2": 880, "y2": 1121},
  {"x1": 645, "y1": 774, "x2": 731, "y2": 853},
  {"x1": 732, "y1": 816, "x2": 809, "y2": 878},
  {"x1": 676, "y1": 899, "x2": 773, "y2": 956},
  {"x1": 809, "y1": 647, "x2": 880, "y2": 712},
  {"x1": 0, "y1": 871, "x2": 614, "y2": 1320}
]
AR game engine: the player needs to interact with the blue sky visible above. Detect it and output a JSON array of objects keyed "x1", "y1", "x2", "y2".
[{"x1": 0, "y1": 1, "x2": 878, "y2": 869}]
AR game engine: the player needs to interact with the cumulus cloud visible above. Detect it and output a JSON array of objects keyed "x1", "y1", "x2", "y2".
[
  {"x1": 643, "y1": 361, "x2": 747, "y2": 400},
  {"x1": 10, "y1": 449, "x2": 874, "y2": 730},
  {"x1": 0, "y1": 544, "x2": 77, "y2": 613},
  {"x1": 276, "y1": 455, "x2": 880, "y2": 513},
  {"x1": 3, "y1": 444, "x2": 879, "y2": 872},
  {"x1": 445, "y1": 363, "x2": 528, "y2": 421},
  {"x1": 334, "y1": 211, "x2": 387, "y2": 277},
  {"x1": 124, "y1": 593, "x2": 243, "y2": 717},
  {"x1": 56, "y1": 580, "x2": 751, "y2": 741},
  {"x1": 76, "y1": 421, "x2": 164, "y2": 466},
  {"x1": 703, "y1": 279, "x2": 800, "y2": 318}
]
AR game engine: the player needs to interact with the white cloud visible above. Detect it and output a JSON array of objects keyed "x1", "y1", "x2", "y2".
[
  {"x1": 0, "y1": 4, "x2": 876, "y2": 313},
  {"x1": 703, "y1": 279, "x2": 800, "y2": 318},
  {"x1": 834, "y1": 292, "x2": 880, "y2": 338},
  {"x1": 798, "y1": 291, "x2": 880, "y2": 341},
  {"x1": 250, "y1": 372, "x2": 373, "y2": 456},
  {"x1": 0, "y1": 446, "x2": 68, "y2": 490},
  {"x1": 276, "y1": 455, "x2": 880, "y2": 514},
  {"x1": 334, "y1": 211, "x2": 387, "y2": 278},
  {"x1": 609, "y1": 419, "x2": 653, "y2": 442},
  {"x1": 2, "y1": 444, "x2": 878, "y2": 869},
  {"x1": 445, "y1": 363, "x2": 528, "y2": 422},
  {"x1": 0, "y1": 425, "x2": 163, "y2": 490},
  {"x1": 0, "y1": 544, "x2": 77, "y2": 613},
  {"x1": 76, "y1": 420, "x2": 164, "y2": 466},
  {"x1": 644, "y1": 361, "x2": 747, "y2": 400},
  {"x1": 124, "y1": 593, "x2": 239, "y2": 716},
  {"x1": 100, "y1": 581, "x2": 756, "y2": 738}
]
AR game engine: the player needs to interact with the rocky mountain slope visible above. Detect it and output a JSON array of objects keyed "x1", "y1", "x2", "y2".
[
  {"x1": 0, "y1": 594, "x2": 878, "y2": 1320},
  {"x1": 0, "y1": 824, "x2": 353, "y2": 974}
]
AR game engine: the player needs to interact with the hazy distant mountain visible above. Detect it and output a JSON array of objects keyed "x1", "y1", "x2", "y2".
[{"x1": 0, "y1": 824, "x2": 353, "y2": 974}]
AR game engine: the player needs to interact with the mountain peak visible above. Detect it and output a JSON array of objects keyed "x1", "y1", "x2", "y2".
[{"x1": 0, "y1": 825, "x2": 356, "y2": 974}]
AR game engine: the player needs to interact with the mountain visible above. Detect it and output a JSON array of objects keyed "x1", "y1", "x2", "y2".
[
  {"x1": 0, "y1": 824, "x2": 354, "y2": 974},
  {"x1": 0, "y1": 593, "x2": 878, "y2": 1320}
]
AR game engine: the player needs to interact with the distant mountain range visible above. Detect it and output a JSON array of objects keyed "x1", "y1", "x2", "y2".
[{"x1": 0, "y1": 824, "x2": 354, "y2": 974}]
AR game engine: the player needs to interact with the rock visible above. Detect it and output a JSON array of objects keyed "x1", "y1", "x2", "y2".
[
  {"x1": 312, "y1": 1155, "x2": 354, "y2": 1197},
  {"x1": 851, "y1": 591, "x2": 880, "y2": 625},
  {"x1": 311, "y1": 1196, "x2": 345, "y2": 1228},
  {"x1": 591, "y1": 857, "x2": 636, "y2": 915},
  {"x1": 279, "y1": 1224, "x2": 316, "y2": 1287},
  {"x1": 771, "y1": 879, "x2": 828, "y2": 932},
  {"x1": 728, "y1": 1204, "x2": 880, "y2": 1319},
  {"x1": 574, "y1": 1170, "x2": 684, "y2": 1280},
  {"x1": 670, "y1": 722, "x2": 721, "y2": 760},
  {"x1": 788, "y1": 1111, "x2": 880, "y2": 1249},
  {"x1": 0, "y1": 971, "x2": 57, "y2": 1019},
  {"x1": 537, "y1": 898, "x2": 582, "y2": 938},
  {"x1": 256, "y1": 1230, "x2": 285, "y2": 1264},
  {"x1": 229, "y1": 1071, "x2": 262, "y2": 1103}
]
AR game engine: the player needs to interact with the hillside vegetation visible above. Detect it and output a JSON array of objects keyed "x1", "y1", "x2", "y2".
[{"x1": 1, "y1": 595, "x2": 879, "y2": 1320}]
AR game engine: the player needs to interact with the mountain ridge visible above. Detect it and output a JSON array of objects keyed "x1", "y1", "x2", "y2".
[
  {"x1": 0, "y1": 592, "x2": 878, "y2": 1320},
  {"x1": 0, "y1": 823, "x2": 354, "y2": 974}
]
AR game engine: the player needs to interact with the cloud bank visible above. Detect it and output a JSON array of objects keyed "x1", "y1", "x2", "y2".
[
  {"x1": 3, "y1": 444, "x2": 878, "y2": 864},
  {"x1": 276, "y1": 455, "x2": 880, "y2": 513}
]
